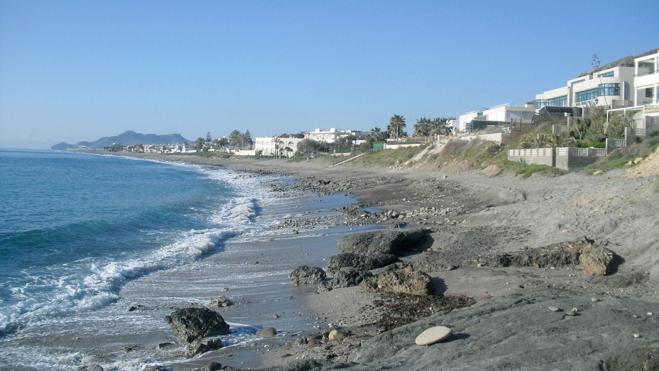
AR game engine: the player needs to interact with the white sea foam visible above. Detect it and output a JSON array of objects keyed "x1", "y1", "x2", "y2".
[{"x1": 0, "y1": 164, "x2": 276, "y2": 340}]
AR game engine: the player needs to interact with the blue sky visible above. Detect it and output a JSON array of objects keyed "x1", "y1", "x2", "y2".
[{"x1": 1, "y1": 0, "x2": 657, "y2": 148}]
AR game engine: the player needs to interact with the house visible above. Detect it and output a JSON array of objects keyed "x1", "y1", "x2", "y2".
[
  {"x1": 254, "y1": 136, "x2": 304, "y2": 157},
  {"x1": 456, "y1": 104, "x2": 534, "y2": 132},
  {"x1": 303, "y1": 128, "x2": 362, "y2": 143}
]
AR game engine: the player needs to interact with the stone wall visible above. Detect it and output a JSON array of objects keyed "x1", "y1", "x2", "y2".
[{"x1": 508, "y1": 147, "x2": 606, "y2": 171}]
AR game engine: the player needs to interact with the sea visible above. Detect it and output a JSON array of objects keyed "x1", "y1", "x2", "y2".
[{"x1": 0, "y1": 150, "x2": 360, "y2": 369}]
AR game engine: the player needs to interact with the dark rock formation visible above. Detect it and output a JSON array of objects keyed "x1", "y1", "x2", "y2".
[
  {"x1": 165, "y1": 307, "x2": 230, "y2": 345},
  {"x1": 337, "y1": 229, "x2": 431, "y2": 256},
  {"x1": 289, "y1": 265, "x2": 327, "y2": 286}
]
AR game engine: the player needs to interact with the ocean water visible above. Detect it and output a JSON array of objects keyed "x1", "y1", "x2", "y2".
[{"x1": 0, "y1": 150, "x2": 270, "y2": 339}]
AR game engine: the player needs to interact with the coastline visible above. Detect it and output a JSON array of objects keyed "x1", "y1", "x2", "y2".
[{"x1": 116, "y1": 152, "x2": 659, "y2": 371}]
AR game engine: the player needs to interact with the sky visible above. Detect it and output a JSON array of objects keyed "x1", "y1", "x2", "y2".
[{"x1": 0, "y1": 0, "x2": 657, "y2": 149}]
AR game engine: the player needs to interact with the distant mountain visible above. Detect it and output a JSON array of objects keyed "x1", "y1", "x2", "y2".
[{"x1": 51, "y1": 131, "x2": 190, "y2": 150}]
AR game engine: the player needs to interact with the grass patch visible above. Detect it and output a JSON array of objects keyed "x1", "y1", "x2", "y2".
[{"x1": 587, "y1": 134, "x2": 659, "y2": 174}]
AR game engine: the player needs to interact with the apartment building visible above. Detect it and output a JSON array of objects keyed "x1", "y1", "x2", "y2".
[
  {"x1": 634, "y1": 51, "x2": 659, "y2": 107},
  {"x1": 535, "y1": 64, "x2": 635, "y2": 110}
]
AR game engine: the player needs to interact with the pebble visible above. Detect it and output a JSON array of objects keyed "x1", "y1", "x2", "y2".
[
  {"x1": 548, "y1": 306, "x2": 561, "y2": 312},
  {"x1": 566, "y1": 307, "x2": 578, "y2": 316},
  {"x1": 591, "y1": 297, "x2": 600, "y2": 302},
  {"x1": 415, "y1": 326, "x2": 452, "y2": 345},
  {"x1": 633, "y1": 333, "x2": 640, "y2": 338},
  {"x1": 328, "y1": 329, "x2": 346, "y2": 342}
]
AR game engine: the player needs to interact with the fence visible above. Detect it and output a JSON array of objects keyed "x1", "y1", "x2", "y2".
[{"x1": 508, "y1": 147, "x2": 605, "y2": 171}]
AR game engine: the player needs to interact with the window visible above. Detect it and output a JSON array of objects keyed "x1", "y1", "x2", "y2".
[
  {"x1": 598, "y1": 71, "x2": 614, "y2": 78},
  {"x1": 535, "y1": 95, "x2": 568, "y2": 109},
  {"x1": 575, "y1": 83, "x2": 620, "y2": 104},
  {"x1": 646, "y1": 88, "x2": 654, "y2": 98}
]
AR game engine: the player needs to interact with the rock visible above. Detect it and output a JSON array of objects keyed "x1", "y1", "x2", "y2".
[
  {"x1": 257, "y1": 327, "x2": 277, "y2": 337},
  {"x1": 360, "y1": 266, "x2": 434, "y2": 296},
  {"x1": 592, "y1": 170, "x2": 604, "y2": 175},
  {"x1": 327, "y1": 253, "x2": 398, "y2": 273},
  {"x1": 579, "y1": 245, "x2": 615, "y2": 276},
  {"x1": 157, "y1": 342, "x2": 175, "y2": 350},
  {"x1": 208, "y1": 296, "x2": 233, "y2": 308},
  {"x1": 165, "y1": 307, "x2": 230, "y2": 345},
  {"x1": 548, "y1": 306, "x2": 561, "y2": 312},
  {"x1": 328, "y1": 329, "x2": 346, "y2": 342},
  {"x1": 323, "y1": 267, "x2": 372, "y2": 289},
  {"x1": 205, "y1": 361, "x2": 222, "y2": 371},
  {"x1": 415, "y1": 326, "x2": 452, "y2": 345},
  {"x1": 337, "y1": 229, "x2": 431, "y2": 256},
  {"x1": 190, "y1": 338, "x2": 223, "y2": 356},
  {"x1": 289, "y1": 266, "x2": 326, "y2": 286}
]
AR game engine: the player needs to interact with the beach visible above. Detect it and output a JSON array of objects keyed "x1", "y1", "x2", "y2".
[{"x1": 97, "y1": 153, "x2": 659, "y2": 371}]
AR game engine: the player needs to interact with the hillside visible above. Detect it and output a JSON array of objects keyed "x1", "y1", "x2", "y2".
[{"x1": 51, "y1": 131, "x2": 189, "y2": 150}]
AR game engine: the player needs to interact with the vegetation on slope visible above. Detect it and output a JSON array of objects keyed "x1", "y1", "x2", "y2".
[{"x1": 586, "y1": 132, "x2": 659, "y2": 174}]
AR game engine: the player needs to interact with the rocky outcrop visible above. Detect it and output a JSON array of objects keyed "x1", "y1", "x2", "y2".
[
  {"x1": 165, "y1": 307, "x2": 230, "y2": 350},
  {"x1": 490, "y1": 239, "x2": 618, "y2": 276},
  {"x1": 361, "y1": 266, "x2": 434, "y2": 296},
  {"x1": 327, "y1": 253, "x2": 398, "y2": 273},
  {"x1": 289, "y1": 265, "x2": 327, "y2": 286},
  {"x1": 322, "y1": 267, "x2": 372, "y2": 290},
  {"x1": 337, "y1": 229, "x2": 431, "y2": 256}
]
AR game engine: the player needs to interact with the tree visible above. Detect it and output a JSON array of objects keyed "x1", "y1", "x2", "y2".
[
  {"x1": 217, "y1": 137, "x2": 229, "y2": 147},
  {"x1": 228, "y1": 130, "x2": 242, "y2": 147},
  {"x1": 194, "y1": 137, "x2": 205, "y2": 151},
  {"x1": 206, "y1": 131, "x2": 212, "y2": 142},
  {"x1": 242, "y1": 130, "x2": 253, "y2": 147},
  {"x1": 414, "y1": 117, "x2": 453, "y2": 137},
  {"x1": 387, "y1": 115, "x2": 406, "y2": 139},
  {"x1": 369, "y1": 127, "x2": 388, "y2": 142},
  {"x1": 297, "y1": 139, "x2": 321, "y2": 157}
]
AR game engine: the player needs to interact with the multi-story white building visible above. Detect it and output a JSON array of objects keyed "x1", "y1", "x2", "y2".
[
  {"x1": 254, "y1": 136, "x2": 304, "y2": 157},
  {"x1": 634, "y1": 51, "x2": 659, "y2": 107},
  {"x1": 535, "y1": 64, "x2": 635, "y2": 110},
  {"x1": 456, "y1": 104, "x2": 534, "y2": 132}
]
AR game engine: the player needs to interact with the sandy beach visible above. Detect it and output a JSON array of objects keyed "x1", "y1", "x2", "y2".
[{"x1": 91, "y1": 152, "x2": 659, "y2": 371}]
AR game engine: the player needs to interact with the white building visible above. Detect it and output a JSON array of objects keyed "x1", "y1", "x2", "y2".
[
  {"x1": 303, "y1": 128, "x2": 362, "y2": 143},
  {"x1": 634, "y1": 51, "x2": 659, "y2": 107},
  {"x1": 534, "y1": 56, "x2": 642, "y2": 110},
  {"x1": 254, "y1": 136, "x2": 304, "y2": 157},
  {"x1": 456, "y1": 104, "x2": 534, "y2": 132}
]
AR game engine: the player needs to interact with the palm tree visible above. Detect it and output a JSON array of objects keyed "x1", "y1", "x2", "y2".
[
  {"x1": 369, "y1": 127, "x2": 387, "y2": 142},
  {"x1": 388, "y1": 115, "x2": 406, "y2": 140}
]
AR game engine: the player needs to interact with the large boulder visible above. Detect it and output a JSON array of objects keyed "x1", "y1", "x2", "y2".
[
  {"x1": 579, "y1": 245, "x2": 615, "y2": 276},
  {"x1": 327, "y1": 253, "x2": 398, "y2": 273},
  {"x1": 289, "y1": 265, "x2": 327, "y2": 286},
  {"x1": 361, "y1": 266, "x2": 434, "y2": 296},
  {"x1": 165, "y1": 307, "x2": 230, "y2": 345},
  {"x1": 337, "y1": 229, "x2": 431, "y2": 256}
]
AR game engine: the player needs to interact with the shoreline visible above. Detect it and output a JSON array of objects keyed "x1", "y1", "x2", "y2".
[{"x1": 11, "y1": 150, "x2": 657, "y2": 370}]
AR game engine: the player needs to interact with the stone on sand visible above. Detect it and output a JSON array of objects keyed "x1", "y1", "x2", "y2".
[
  {"x1": 415, "y1": 326, "x2": 452, "y2": 345},
  {"x1": 257, "y1": 327, "x2": 277, "y2": 337},
  {"x1": 579, "y1": 245, "x2": 615, "y2": 276},
  {"x1": 165, "y1": 307, "x2": 230, "y2": 345}
]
